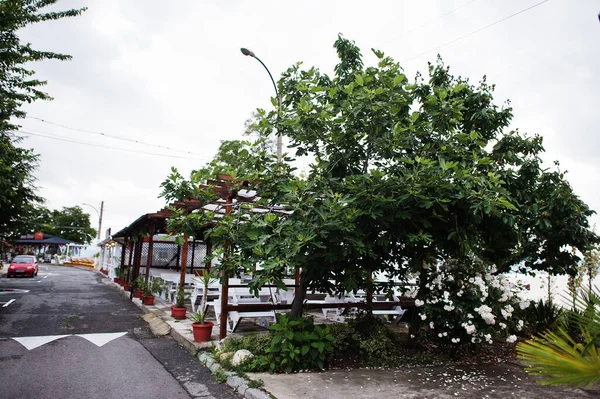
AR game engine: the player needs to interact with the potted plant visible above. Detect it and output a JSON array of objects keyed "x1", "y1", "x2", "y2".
[
  {"x1": 113, "y1": 267, "x2": 123, "y2": 284},
  {"x1": 123, "y1": 276, "x2": 132, "y2": 291},
  {"x1": 133, "y1": 276, "x2": 145, "y2": 299},
  {"x1": 143, "y1": 278, "x2": 163, "y2": 306},
  {"x1": 171, "y1": 284, "x2": 187, "y2": 319},
  {"x1": 189, "y1": 269, "x2": 217, "y2": 342}
]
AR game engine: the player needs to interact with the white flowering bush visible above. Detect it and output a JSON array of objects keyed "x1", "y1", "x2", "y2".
[{"x1": 414, "y1": 258, "x2": 529, "y2": 347}]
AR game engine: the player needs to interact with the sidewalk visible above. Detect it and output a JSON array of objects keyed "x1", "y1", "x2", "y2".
[{"x1": 103, "y1": 274, "x2": 599, "y2": 399}]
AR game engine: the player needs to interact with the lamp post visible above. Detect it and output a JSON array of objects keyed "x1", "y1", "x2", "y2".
[
  {"x1": 82, "y1": 201, "x2": 104, "y2": 240},
  {"x1": 240, "y1": 47, "x2": 282, "y2": 162}
]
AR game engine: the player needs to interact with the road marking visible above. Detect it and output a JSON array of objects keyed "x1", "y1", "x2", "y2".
[
  {"x1": 76, "y1": 332, "x2": 127, "y2": 347},
  {"x1": 13, "y1": 335, "x2": 69, "y2": 350},
  {"x1": 2, "y1": 299, "x2": 15, "y2": 307},
  {"x1": 11, "y1": 332, "x2": 128, "y2": 350},
  {"x1": 43, "y1": 275, "x2": 48, "y2": 279},
  {"x1": 0, "y1": 288, "x2": 30, "y2": 295}
]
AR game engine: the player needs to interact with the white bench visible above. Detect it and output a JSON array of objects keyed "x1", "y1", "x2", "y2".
[
  {"x1": 372, "y1": 295, "x2": 406, "y2": 324},
  {"x1": 214, "y1": 287, "x2": 277, "y2": 332}
]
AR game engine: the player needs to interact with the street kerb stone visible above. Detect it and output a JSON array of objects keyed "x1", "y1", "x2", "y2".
[
  {"x1": 142, "y1": 313, "x2": 171, "y2": 336},
  {"x1": 245, "y1": 388, "x2": 270, "y2": 399}
]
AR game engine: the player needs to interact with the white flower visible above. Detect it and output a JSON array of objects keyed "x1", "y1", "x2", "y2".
[
  {"x1": 451, "y1": 338, "x2": 460, "y2": 344},
  {"x1": 415, "y1": 299, "x2": 425, "y2": 307},
  {"x1": 518, "y1": 300, "x2": 530, "y2": 310},
  {"x1": 443, "y1": 305, "x2": 455, "y2": 312},
  {"x1": 430, "y1": 322, "x2": 435, "y2": 329},
  {"x1": 438, "y1": 333, "x2": 443, "y2": 338},
  {"x1": 462, "y1": 323, "x2": 477, "y2": 335},
  {"x1": 517, "y1": 320, "x2": 524, "y2": 331},
  {"x1": 420, "y1": 313, "x2": 427, "y2": 320},
  {"x1": 499, "y1": 322, "x2": 506, "y2": 329},
  {"x1": 506, "y1": 335, "x2": 517, "y2": 343},
  {"x1": 443, "y1": 332, "x2": 448, "y2": 337}
]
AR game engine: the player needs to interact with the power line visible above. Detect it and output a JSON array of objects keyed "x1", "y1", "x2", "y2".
[
  {"x1": 25, "y1": 116, "x2": 207, "y2": 157},
  {"x1": 383, "y1": 0, "x2": 482, "y2": 45},
  {"x1": 401, "y1": 0, "x2": 550, "y2": 63},
  {"x1": 17, "y1": 129, "x2": 210, "y2": 161}
]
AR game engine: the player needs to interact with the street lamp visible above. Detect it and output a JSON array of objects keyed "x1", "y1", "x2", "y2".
[
  {"x1": 82, "y1": 201, "x2": 104, "y2": 240},
  {"x1": 240, "y1": 47, "x2": 282, "y2": 162}
]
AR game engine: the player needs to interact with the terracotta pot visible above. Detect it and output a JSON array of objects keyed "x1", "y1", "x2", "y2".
[
  {"x1": 113, "y1": 277, "x2": 120, "y2": 284},
  {"x1": 123, "y1": 283, "x2": 132, "y2": 291},
  {"x1": 192, "y1": 322, "x2": 214, "y2": 342},
  {"x1": 133, "y1": 289, "x2": 144, "y2": 299},
  {"x1": 143, "y1": 295, "x2": 155, "y2": 305},
  {"x1": 171, "y1": 306, "x2": 187, "y2": 319}
]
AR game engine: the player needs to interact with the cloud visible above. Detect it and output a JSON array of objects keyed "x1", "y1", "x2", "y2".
[{"x1": 12, "y1": 0, "x2": 600, "y2": 235}]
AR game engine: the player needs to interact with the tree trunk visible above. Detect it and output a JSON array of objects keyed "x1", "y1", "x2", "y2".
[{"x1": 290, "y1": 278, "x2": 308, "y2": 318}]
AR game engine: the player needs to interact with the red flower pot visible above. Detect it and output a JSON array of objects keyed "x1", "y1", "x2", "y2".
[
  {"x1": 143, "y1": 295, "x2": 155, "y2": 305},
  {"x1": 133, "y1": 289, "x2": 144, "y2": 299},
  {"x1": 123, "y1": 283, "x2": 132, "y2": 291},
  {"x1": 192, "y1": 322, "x2": 214, "y2": 342},
  {"x1": 171, "y1": 306, "x2": 187, "y2": 319}
]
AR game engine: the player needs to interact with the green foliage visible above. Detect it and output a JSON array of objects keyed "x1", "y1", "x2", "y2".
[
  {"x1": 219, "y1": 333, "x2": 272, "y2": 357},
  {"x1": 159, "y1": 35, "x2": 598, "y2": 338},
  {"x1": 348, "y1": 314, "x2": 403, "y2": 366},
  {"x1": 174, "y1": 284, "x2": 187, "y2": 308},
  {"x1": 159, "y1": 138, "x2": 271, "y2": 203},
  {"x1": 0, "y1": 135, "x2": 43, "y2": 239},
  {"x1": 328, "y1": 315, "x2": 404, "y2": 367},
  {"x1": 45, "y1": 206, "x2": 96, "y2": 244},
  {"x1": 266, "y1": 314, "x2": 334, "y2": 373},
  {"x1": 150, "y1": 278, "x2": 164, "y2": 296},
  {"x1": 134, "y1": 276, "x2": 146, "y2": 291},
  {"x1": 524, "y1": 299, "x2": 564, "y2": 335},
  {"x1": 189, "y1": 311, "x2": 205, "y2": 324},
  {"x1": 0, "y1": 1, "x2": 86, "y2": 241},
  {"x1": 517, "y1": 287, "x2": 600, "y2": 388}
]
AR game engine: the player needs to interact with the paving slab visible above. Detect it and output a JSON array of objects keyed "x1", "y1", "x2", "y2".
[{"x1": 249, "y1": 363, "x2": 600, "y2": 399}]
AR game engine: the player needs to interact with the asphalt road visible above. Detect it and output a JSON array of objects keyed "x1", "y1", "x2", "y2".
[{"x1": 0, "y1": 264, "x2": 241, "y2": 399}]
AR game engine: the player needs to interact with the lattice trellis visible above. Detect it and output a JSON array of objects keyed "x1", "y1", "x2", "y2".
[{"x1": 137, "y1": 240, "x2": 207, "y2": 270}]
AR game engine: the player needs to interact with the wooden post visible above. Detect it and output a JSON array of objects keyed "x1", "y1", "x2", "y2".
[
  {"x1": 219, "y1": 196, "x2": 233, "y2": 340},
  {"x1": 144, "y1": 224, "x2": 155, "y2": 284},
  {"x1": 366, "y1": 268, "x2": 373, "y2": 312},
  {"x1": 179, "y1": 235, "x2": 189, "y2": 287},
  {"x1": 205, "y1": 241, "x2": 212, "y2": 272},
  {"x1": 190, "y1": 239, "x2": 196, "y2": 274},
  {"x1": 127, "y1": 240, "x2": 134, "y2": 282}
]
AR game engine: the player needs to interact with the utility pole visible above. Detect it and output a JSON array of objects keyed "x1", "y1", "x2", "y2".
[
  {"x1": 82, "y1": 201, "x2": 104, "y2": 240},
  {"x1": 98, "y1": 201, "x2": 104, "y2": 240}
]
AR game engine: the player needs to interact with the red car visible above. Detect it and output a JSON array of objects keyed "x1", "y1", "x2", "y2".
[{"x1": 7, "y1": 255, "x2": 39, "y2": 278}]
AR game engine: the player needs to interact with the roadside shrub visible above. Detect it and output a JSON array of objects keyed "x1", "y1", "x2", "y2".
[
  {"x1": 266, "y1": 314, "x2": 334, "y2": 373},
  {"x1": 415, "y1": 257, "x2": 530, "y2": 347},
  {"x1": 219, "y1": 332, "x2": 271, "y2": 357},
  {"x1": 523, "y1": 299, "x2": 564, "y2": 335},
  {"x1": 328, "y1": 322, "x2": 357, "y2": 353},
  {"x1": 349, "y1": 314, "x2": 403, "y2": 366}
]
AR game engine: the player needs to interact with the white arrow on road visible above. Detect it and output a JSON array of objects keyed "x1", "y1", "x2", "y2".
[
  {"x1": 12, "y1": 332, "x2": 128, "y2": 350},
  {"x1": 13, "y1": 335, "x2": 69, "y2": 350},
  {"x1": 76, "y1": 332, "x2": 127, "y2": 347}
]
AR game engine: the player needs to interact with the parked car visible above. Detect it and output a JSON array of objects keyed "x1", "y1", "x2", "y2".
[{"x1": 7, "y1": 255, "x2": 38, "y2": 278}]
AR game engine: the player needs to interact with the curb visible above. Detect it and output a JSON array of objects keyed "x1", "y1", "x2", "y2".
[
  {"x1": 198, "y1": 352, "x2": 272, "y2": 399},
  {"x1": 103, "y1": 274, "x2": 273, "y2": 399}
]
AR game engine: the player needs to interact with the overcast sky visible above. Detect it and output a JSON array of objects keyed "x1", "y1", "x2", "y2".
[{"x1": 14, "y1": 0, "x2": 600, "y2": 243}]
